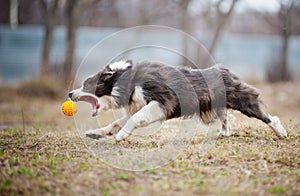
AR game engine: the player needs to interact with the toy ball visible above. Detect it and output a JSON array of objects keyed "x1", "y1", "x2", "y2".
[{"x1": 62, "y1": 101, "x2": 77, "y2": 116}]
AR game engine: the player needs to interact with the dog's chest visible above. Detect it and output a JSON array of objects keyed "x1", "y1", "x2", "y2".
[{"x1": 126, "y1": 86, "x2": 147, "y2": 115}]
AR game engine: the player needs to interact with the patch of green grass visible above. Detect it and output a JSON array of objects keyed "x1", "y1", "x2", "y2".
[
  {"x1": 33, "y1": 153, "x2": 40, "y2": 159},
  {"x1": 0, "y1": 149, "x2": 5, "y2": 157},
  {"x1": 5, "y1": 180, "x2": 12, "y2": 186},
  {"x1": 161, "y1": 167, "x2": 167, "y2": 175},
  {"x1": 7, "y1": 169, "x2": 15, "y2": 176},
  {"x1": 47, "y1": 158, "x2": 58, "y2": 168},
  {"x1": 116, "y1": 173, "x2": 130, "y2": 181},
  {"x1": 189, "y1": 178, "x2": 205, "y2": 187},
  {"x1": 295, "y1": 171, "x2": 300, "y2": 181},
  {"x1": 146, "y1": 169, "x2": 157, "y2": 174},
  {"x1": 94, "y1": 163, "x2": 106, "y2": 169},
  {"x1": 101, "y1": 185, "x2": 119, "y2": 196},
  {"x1": 80, "y1": 163, "x2": 90, "y2": 170},
  {"x1": 102, "y1": 190, "x2": 109, "y2": 196},
  {"x1": 18, "y1": 167, "x2": 32, "y2": 177},
  {"x1": 133, "y1": 185, "x2": 143, "y2": 193},
  {"x1": 218, "y1": 189, "x2": 239, "y2": 196},
  {"x1": 270, "y1": 186, "x2": 288, "y2": 194},
  {"x1": 145, "y1": 141, "x2": 158, "y2": 150},
  {"x1": 220, "y1": 171, "x2": 229, "y2": 176}
]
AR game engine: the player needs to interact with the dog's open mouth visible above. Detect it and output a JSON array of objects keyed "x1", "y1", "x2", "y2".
[{"x1": 73, "y1": 96, "x2": 100, "y2": 117}]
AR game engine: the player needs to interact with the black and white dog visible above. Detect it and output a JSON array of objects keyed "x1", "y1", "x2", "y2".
[{"x1": 69, "y1": 60, "x2": 287, "y2": 141}]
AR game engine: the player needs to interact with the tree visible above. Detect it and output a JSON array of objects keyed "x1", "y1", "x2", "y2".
[
  {"x1": 208, "y1": 0, "x2": 239, "y2": 55},
  {"x1": 39, "y1": 0, "x2": 59, "y2": 77},
  {"x1": 178, "y1": 0, "x2": 194, "y2": 67},
  {"x1": 63, "y1": 0, "x2": 101, "y2": 83},
  {"x1": 10, "y1": 0, "x2": 18, "y2": 29},
  {"x1": 63, "y1": 0, "x2": 80, "y2": 83},
  {"x1": 178, "y1": 0, "x2": 239, "y2": 68},
  {"x1": 266, "y1": 0, "x2": 300, "y2": 82},
  {"x1": 277, "y1": 1, "x2": 292, "y2": 81}
]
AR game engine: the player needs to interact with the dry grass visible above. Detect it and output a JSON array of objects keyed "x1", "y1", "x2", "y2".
[{"x1": 0, "y1": 82, "x2": 299, "y2": 195}]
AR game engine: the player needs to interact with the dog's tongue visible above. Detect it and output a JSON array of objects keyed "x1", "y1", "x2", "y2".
[
  {"x1": 77, "y1": 96, "x2": 100, "y2": 117},
  {"x1": 92, "y1": 103, "x2": 100, "y2": 117}
]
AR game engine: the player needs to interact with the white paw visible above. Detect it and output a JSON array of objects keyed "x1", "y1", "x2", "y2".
[
  {"x1": 268, "y1": 116, "x2": 287, "y2": 138},
  {"x1": 115, "y1": 130, "x2": 130, "y2": 141},
  {"x1": 85, "y1": 129, "x2": 105, "y2": 139},
  {"x1": 218, "y1": 129, "x2": 231, "y2": 137},
  {"x1": 274, "y1": 123, "x2": 287, "y2": 138}
]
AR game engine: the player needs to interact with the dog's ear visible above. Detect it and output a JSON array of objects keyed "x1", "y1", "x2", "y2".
[
  {"x1": 102, "y1": 71, "x2": 114, "y2": 81},
  {"x1": 98, "y1": 65, "x2": 114, "y2": 81}
]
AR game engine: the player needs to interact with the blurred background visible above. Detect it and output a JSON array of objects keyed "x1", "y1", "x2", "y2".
[
  {"x1": 0, "y1": 0, "x2": 300, "y2": 86},
  {"x1": 1, "y1": 2, "x2": 300, "y2": 195}
]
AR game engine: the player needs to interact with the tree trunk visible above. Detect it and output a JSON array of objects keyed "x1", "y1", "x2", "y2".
[
  {"x1": 41, "y1": 18, "x2": 55, "y2": 77},
  {"x1": 180, "y1": 0, "x2": 194, "y2": 67},
  {"x1": 39, "y1": 0, "x2": 59, "y2": 77},
  {"x1": 279, "y1": 4, "x2": 292, "y2": 81},
  {"x1": 10, "y1": 0, "x2": 18, "y2": 29},
  {"x1": 64, "y1": 0, "x2": 80, "y2": 83},
  {"x1": 280, "y1": 28, "x2": 290, "y2": 81}
]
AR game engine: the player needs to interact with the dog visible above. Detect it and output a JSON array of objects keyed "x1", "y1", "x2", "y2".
[{"x1": 68, "y1": 60, "x2": 287, "y2": 141}]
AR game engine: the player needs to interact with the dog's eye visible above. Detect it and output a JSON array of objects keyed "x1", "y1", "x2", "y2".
[{"x1": 83, "y1": 82, "x2": 89, "y2": 88}]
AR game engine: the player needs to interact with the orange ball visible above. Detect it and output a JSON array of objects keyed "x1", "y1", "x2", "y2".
[{"x1": 62, "y1": 101, "x2": 77, "y2": 116}]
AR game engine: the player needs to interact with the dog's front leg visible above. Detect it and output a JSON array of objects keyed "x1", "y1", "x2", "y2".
[
  {"x1": 85, "y1": 109, "x2": 130, "y2": 139},
  {"x1": 115, "y1": 101, "x2": 166, "y2": 141}
]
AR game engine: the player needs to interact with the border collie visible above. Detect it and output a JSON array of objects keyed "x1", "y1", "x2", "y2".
[{"x1": 69, "y1": 60, "x2": 287, "y2": 141}]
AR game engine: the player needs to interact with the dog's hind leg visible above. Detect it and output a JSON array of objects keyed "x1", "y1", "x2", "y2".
[
  {"x1": 225, "y1": 79, "x2": 287, "y2": 138},
  {"x1": 217, "y1": 109, "x2": 230, "y2": 136},
  {"x1": 232, "y1": 98, "x2": 287, "y2": 138},
  {"x1": 115, "y1": 101, "x2": 166, "y2": 141}
]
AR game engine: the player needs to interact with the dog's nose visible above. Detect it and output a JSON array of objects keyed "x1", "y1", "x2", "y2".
[{"x1": 68, "y1": 92, "x2": 73, "y2": 98}]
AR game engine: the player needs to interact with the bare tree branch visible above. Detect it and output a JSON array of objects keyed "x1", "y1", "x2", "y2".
[{"x1": 209, "y1": 0, "x2": 239, "y2": 54}]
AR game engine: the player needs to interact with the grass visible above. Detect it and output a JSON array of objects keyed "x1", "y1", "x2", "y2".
[
  {"x1": 0, "y1": 82, "x2": 300, "y2": 195},
  {"x1": 270, "y1": 187, "x2": 288, "y2": 194}
]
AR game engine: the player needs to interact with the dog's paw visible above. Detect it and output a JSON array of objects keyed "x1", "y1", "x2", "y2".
[
  {"x1": 218, "y1": 129, "x2": 231, "y2": 137},
  {"x1": 274, "y1": 123, "x2": 287, "y2": 138},
  {"x1": 85, "y1": 129, "x2": 104, "y2": 139},
  {"x1": 268, "y1": 115, "x2": 287, "y2": 138},
  {"x1": 115, "y1": 130, "x2": 130, "y2": 141}
]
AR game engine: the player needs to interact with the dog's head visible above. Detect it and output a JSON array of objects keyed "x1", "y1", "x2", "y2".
[{"x1": 68, "y1": 60, "x2": 133, "y2": 116}]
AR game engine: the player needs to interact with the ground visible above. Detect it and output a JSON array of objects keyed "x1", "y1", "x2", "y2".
[{"x1": 0, "y1": 82, "x2": 299, "y2": 195}]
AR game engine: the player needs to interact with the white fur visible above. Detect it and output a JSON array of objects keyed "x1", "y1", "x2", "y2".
[
  {"x1": 109, "y1": 60, "x2": 131, "y2": 71},
  {"x1": 70, "y1": 87, "x2": 85, "y2": 98},
  {"x1": 218, "y1": 129, "x2": 231, "y2": 137},
  {"x1": 127, "y1": 86, "x2": 147, "y2": 114},
  {"x1": 111, "y1": 86, "x2": 121, "y2": 98},
  {"x1": 218, "y1": 111, "x2": 231, "y2": 137},
  {"x1": 115, "y1": 101, "x2": 166, "y2": 141},
  {"x1": 85, "y1": 112, "x2": 130, "y2": 138},
  {"x1": 98, "y1": 96, "x2": 112, "y2": 111},
  {"x1": 268, "y1": 115, "x2": 287, "y2": 138},
  {"x1": 132, "y1": 86, "x2": 146, "y2": 106}
]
